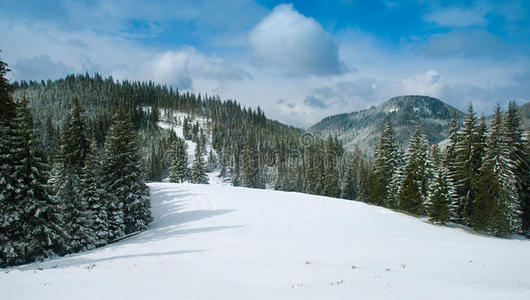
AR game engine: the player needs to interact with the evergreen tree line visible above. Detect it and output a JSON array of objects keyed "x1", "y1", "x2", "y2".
[
  {"x1": 367, "y1": 104, "x2": 529, "y2": 236},
  {"x1": 1, "y1": 60, "x2": 151, "y2": 266}
]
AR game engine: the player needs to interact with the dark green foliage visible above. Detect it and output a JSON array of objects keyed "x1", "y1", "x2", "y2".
[
  {"x1": 1, "y1": 99, "x2": 65, "y2": 266},
  {"x1": 427, "y1": 167, "x2": 451, "y2": 224},
  {"x1": 101, "y1": 107, "x2": 152, "y2": 235},
  {"x1": 451, "y1": 104, "x2": 482, "y2": 224},
  {"x1": 190, "y1": 140, "x2": 209, "y2": 184},
  {"x1": 397, "y1": 123, "x2": 430, "y2": 215},
  {"x1": 242, "y1": 130, "x2": 263, "y2": 188},
  {"x1": 369, "y1": 119, "x2": 398, "y2": 206},
  {"x1": 323, "y1": 135, "x2": 340, "y2": 198},
  {"x1": 168, "y1": 137, "x2": 190, "y2": 183}
]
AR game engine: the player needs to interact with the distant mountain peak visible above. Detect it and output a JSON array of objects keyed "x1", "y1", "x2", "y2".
[{"x1": 308, "y1": 95, "x2": 465, "y2": 154}]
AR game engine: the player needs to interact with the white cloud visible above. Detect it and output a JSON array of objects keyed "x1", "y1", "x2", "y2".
[
  {"x1": 146, "y1": 48, "x2": 250, "y2": 89},
  {"x1": 423, "y1": 6, "x2": 487, "y2": 27},
  {"x1": 248, "y1": 4, "x2": 345, "y2": 76},
  {"x1": 401, "y1": 70, "x2": 444, "y2": 97}
]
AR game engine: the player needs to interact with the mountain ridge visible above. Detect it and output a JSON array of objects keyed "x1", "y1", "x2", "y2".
[{"x1": 308, "y1": 95, "x2": 466, "y2": 154}]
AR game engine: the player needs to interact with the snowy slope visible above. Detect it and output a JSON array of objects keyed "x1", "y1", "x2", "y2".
[{"x1": 2, "y1": 182, "x2": 530, "y2": 299}]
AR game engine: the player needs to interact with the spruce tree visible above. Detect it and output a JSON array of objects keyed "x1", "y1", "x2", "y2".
[
  {"x1": 323, "y1": 135, "x2": 340, "y2": 198},
  {"x1": 242, "y1": 130, "x2": 262, "y2": 188},
  {"x1": 55, "y1": 98, "x2": 94, "y2": 252},
  {"x1": 102, "y1": 107, "x2": 152, "y2": 235},
  {"x1": 451, "y1": 104, "x2": 479, "y2": 224},
  {"x1": 190, "y1": 140, "x2": 209, "y2": 184},
  {"x1": 504, "y1": 101, "x2": 527, "y2": 233},
  {"x1": 232, "y1": 147, "x2": 241, "y2": 186},
  {"x1": 82, "y1": 137, "x2": 110, "y2": 246},
  {"x1": 1, "y1": 99, "x2": 65, "y2": 265},
  {"x1": 369, "y1": 119, "x2": 398, "y2": 206},
  {"x1": 426, "y1": 165, "x2": 452, "y2": 224},
  {"x1": 397, "y1": 123, "x2": 430, "y2": 215},
  {"x1": 473, "y1": 105, "x2": 517, "y2": 236},
  {"x1": 168, "y1": 137, "x2": 189, "y2": 183}
]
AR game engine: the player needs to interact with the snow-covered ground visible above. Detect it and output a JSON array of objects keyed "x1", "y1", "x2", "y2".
[{"x1": 2, "y1": 182, "x2": 530, "y2": 299}]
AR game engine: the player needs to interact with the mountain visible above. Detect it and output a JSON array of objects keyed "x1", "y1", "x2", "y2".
[
  {"x1": 2, "y1": 181, "x2": 530, "y2": 299},
  {"x1": 308, "y1": 95, "x2": 465, "y2": 154}
]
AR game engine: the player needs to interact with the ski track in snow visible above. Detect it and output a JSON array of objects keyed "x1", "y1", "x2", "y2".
[{"x1": 2, "y1": 181, "x2": 530, "y2": 299}]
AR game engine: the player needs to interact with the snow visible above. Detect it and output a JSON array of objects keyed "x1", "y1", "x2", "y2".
[
  {"x1": 157, "y1": 112, "x2": 209, "y2": 167},
  {"x1": 2, "y1": 182, "x2": 530, "y2": 299}
]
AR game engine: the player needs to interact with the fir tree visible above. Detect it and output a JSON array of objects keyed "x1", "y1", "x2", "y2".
[
  {"x1": 451, "y1": 104, "x2": 480, "y2": 224},
  {"x1": 242, "y1": 130, "x2": 263, "y2": 188},
  {"x1": 54, "y1": 98, "x2": 94, "y2": 252},
  {"x1": 168, "y1": 137, "x2": 189, "y2": 183},
  {"x1": 190, "y1": 140, "x2": 209, "y2": 184},
  {"x1": 1, "y1": 99, "x2": 65, "y2": 266},
  {"x1": 504, "y1": 101, "x2": 527, "y2": 233},
  {"x1": 323, "y1": 135, "x2": 340, "y2": 198},
  {"x1": 102, "y1": 107, "x2": 152, "y2": 235},
  {"x1": 426, "y1": 165, "x2": 452, "y2": 224},
  {"x1": 369, "y1": 119, "x2": 398, "y2": 206},
  {"x1": 232, "y1": 147, "x2": 241, "y2": 186},
  {"x1": 207, "y1": 149, "x2": 218, "y2": 171},
  {"x1": 82, "y1": 137, "x2": 110, "y2": 246},
  {"x1": 473, "y1": 105, "x2": 517, "y2": 236},
  {"x1": 397, "y1": 123, "x2": 430, "y2": 215}
]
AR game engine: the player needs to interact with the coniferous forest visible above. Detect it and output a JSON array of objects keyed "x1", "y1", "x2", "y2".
[{"x1": 1, "y1": 55, "x2": 530, "y2": 267}]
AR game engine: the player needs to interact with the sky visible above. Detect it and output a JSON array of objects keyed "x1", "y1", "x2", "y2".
[{"x1": 1, "y1": 0, "x2": 529, "y2": 128}]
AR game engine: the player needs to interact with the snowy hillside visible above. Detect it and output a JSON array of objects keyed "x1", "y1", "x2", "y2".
[{"x1": 2, "y1": 182, "x2": 530, "y2": 299}]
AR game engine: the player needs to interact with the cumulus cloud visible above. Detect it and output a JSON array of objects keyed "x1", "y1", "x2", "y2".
[
  {"x1": 248, "y1": 4, "x2": 345, "y2": 76},
  {"x1": 401, "y1": 70, "x2": 444, "y2": 97},
  {"x1": 147, "y1": 47, "x2": 250, "y2": 89}
]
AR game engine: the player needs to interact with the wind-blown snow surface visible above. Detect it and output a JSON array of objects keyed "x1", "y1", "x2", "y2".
[{"x1": 2, "y1": 182, "x2": 530, "y2": 299}]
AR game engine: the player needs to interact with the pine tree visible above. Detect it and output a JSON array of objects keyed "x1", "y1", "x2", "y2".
[
  {"x1": 504, "y1": 101, "x2": 527, "y2": 233},
  {"x1": 232, "y1": 147, "x2": 241, "y2": 186},
  {"x1": 55, "y1": 98, "x2": 94, "y2": 252},
  {"x1": 397, "y1": 123, "x2": 430, "y2": 215},
  {"x1": 369, "y1": 119, "x2": 398, "y2": 206},
  {"x1": 168, "y1": 137, "x2": 189, "y2": 183},
  {"x1": 473, "y1": 105, "x2": 517, "y2": 236},
  {"x1": 426, "y1": 165, "x2": 452, "y2": 224},
  {"x1": 242, "y1": 130, "x2": 262, "y2": 188},
  {"x1": 451, "y1": 104, "x2": 480, "y2": 224},
  {"x1": 323, "y1": 135, "x2": 340, "y2": 198},
  {"x1": 190, "y1": 140, "x2": 209, "y2": 184},
  {"x1": 520, "y1": 130, "x2": 530, "y2": 234},
  {"x1": 304, "y1": 145, "x2": 318, "y2": 194},
  {"x1": 207, "y1": 149, "x2": 218, "y2": 171},
  {"x1": 82, "y1": 137, "x2": 110, "y2": 246},
  {"x1": 1, "y1": 99, "x2": 65, "y2": 266},
  {"x1": 102, "y1": 107, "x2": 152, "y2": 235}
]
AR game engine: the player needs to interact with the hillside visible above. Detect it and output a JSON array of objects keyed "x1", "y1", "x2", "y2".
[
  {"x1": 308, "y1": 95, "x2": 465, "y2": 153},
  {"x1": 2, "y1": 181, "x2": 530, "y2": 300}
]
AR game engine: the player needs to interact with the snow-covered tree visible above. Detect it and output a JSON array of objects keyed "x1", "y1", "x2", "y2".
[
  {"x1": 82, "y1": 137, "x2": 110, "y2": 246},
  {"x1": 168, "y1": 137, "x2": 189, "y2": 183},
  {"x1": 426, "y1": 165, "x2": 452, "y2": 224},
  {"x1": 451, "y1": 104, "x2": 481, "y2": 225},
  {"x1": 397, "y1": 123, "x2": 431, "y2": 215},
  {"x1": 473, "y1": 105, "x2": 518, "y2": 236},
  {"x1": 101, "y1": 107, "x2": 152, "y2": 235},
  {"x1": 1, "y1": 98, "x2": 65, "y2": 265},
  {"x1": 324, "y1": 135, "x2": 340, "y2": 198},
  {"x1": 190, "y1": 140, "x2": 209, "y2": 184},
  {"x1": 369, "y1": 119, "x2": 398, "y2": 206}
]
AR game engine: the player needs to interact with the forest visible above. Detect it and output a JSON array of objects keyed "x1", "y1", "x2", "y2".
[{"x1": 1, "y1": 57, "x2": 529, "y2": 267}]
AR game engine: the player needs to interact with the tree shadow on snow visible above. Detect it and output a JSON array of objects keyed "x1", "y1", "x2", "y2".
[{"x1": 15, "y1": 249, "x2": 206, "y2": 270}]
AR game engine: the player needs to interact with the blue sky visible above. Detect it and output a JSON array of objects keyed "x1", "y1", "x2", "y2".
[{"x1": 1, "y1": 0, "x2": 529, "y2": 127}]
